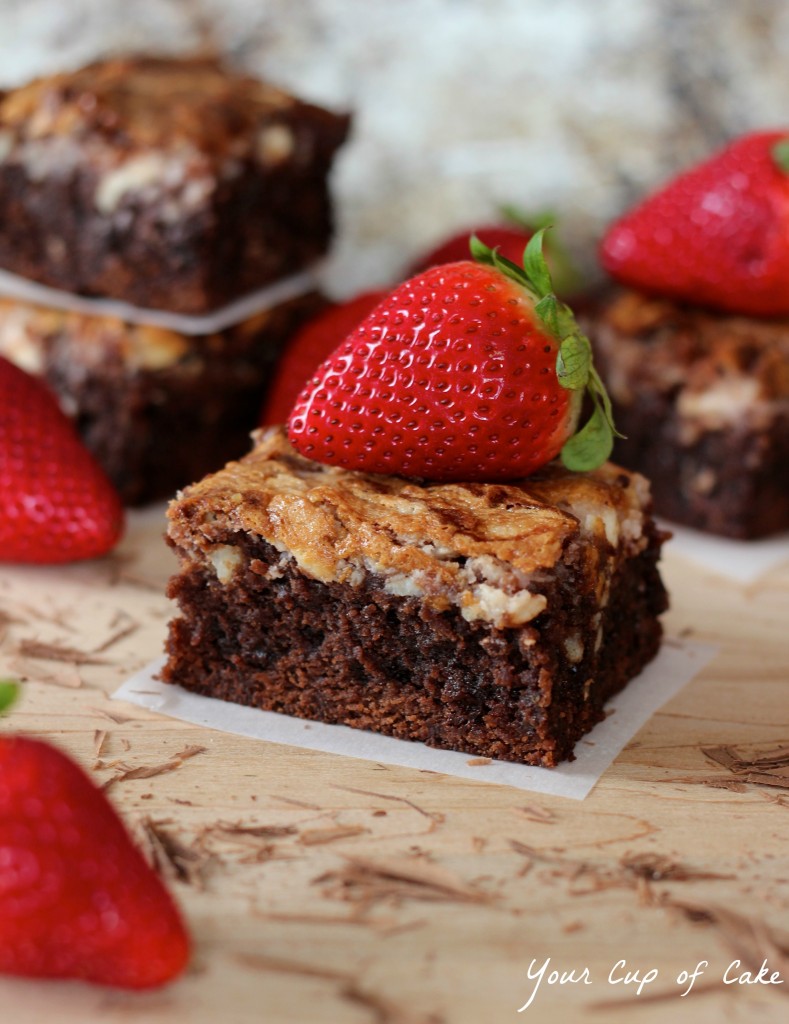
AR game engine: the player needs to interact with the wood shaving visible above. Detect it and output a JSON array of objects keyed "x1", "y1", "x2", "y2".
[
  {"x1": 92, "y1": 708, "x2": 136, "y2": 724},
  {"x1": 703, "y1": 744, "x2": 789, "y2": 789},
  {"x1": 315, "y1": 855, "x2": 492, "y2": 910},
  {"x1": 509, "y1": 841, "x2": 732, "y2": 897},
  {"x1": 300, "y1": 825, "x2": 369, "y2": 846},
  {"x1": 273, "y1": 795, "x2": 322, "y2": 811},
  {"x1": 340, "y1": 982, "x2": 418, "y2": 1024},
  {"x1": 466, "y1": 757, "x2": 491, "y2": 766},
  {"x1": 139, "y1": 817, "x2": 212, "y2": 889},
  {"x1": 10, "y1": 658, "x2": 84, "y2": 688},
  {"x1": 174, "y1": 744, "x2": 207, "y2": 760},
  {"x1": 234, "y1": 952, "x2": 353, "y2": 983},
  {"x1": 102, "y1": 745, "x2": 206, "y2": 790},
  {"x1": 619, "y1": 853, "x2": 734, "y2": 883},
  {"x1": 93, "y1": 729, "x2": 108, "y2": 759},
  {"x1": 91, "y1": 621, "x2": 140, "y2": 654},
  {"x1": 663, "y1": 899, "x2": 789, "y2": 987},
  {"x1": 518, "y1": 804, "x2": 557, "y2": 824},
  {"x1": 0, "y1": 607, "x2": 25, "y2": 629},
  {"x1": 203, "y1": 821, "x2": 297, "y2": 840},
  {"x1": 333, "y1": 785, "x2": 445, "y2": 825},
  {"x1": 194, "y1": 820, "x2": 299, "y2": 866},
  {"x1": 665, "y1": 774, "x2": 748, "y2": 792},
  {"x1": 16, "y1": 639, "x2": 109, "y2": 665},
  {"x1": 257, "y1": 911, "x2": 371, "y2": 927}
]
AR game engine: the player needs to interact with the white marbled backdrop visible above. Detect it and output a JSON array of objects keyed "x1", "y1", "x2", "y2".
[{"x1": 1, "y1": 0, "x2": 788, "y2": 295}]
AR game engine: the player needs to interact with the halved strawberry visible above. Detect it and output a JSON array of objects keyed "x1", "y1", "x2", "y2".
[
  {"x1": 0, "y1": 357, "x2": 124, "y2": 563},
  {"x1": 288, "y1": 232, "x2": 615, "y2": 480}
]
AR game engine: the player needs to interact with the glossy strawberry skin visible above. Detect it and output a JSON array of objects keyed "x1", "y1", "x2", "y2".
[
  {"x1": 0, "y1": 357, "x2": 124, "y2": 563},
  {"x1": 411, "y1": 225, "x2": 532, "y2": 274},
  {"x1": 601, "y1": 130, "x2": 789, "y2": 316},
  {"x1": 261, "y1": 291, "x2": 387, "y2": 426},
  {"x1": 0, "y1": 736, "x2": 189, "y2": 989},
  {"x1": 287, "y1": 261, "x2": 580, "y2": 481}
]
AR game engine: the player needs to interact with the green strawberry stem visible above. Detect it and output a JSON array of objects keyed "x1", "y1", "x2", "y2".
[
  {"x1": 771, "y1": 138, "x2": 789, "y2": 174},
  {"x1": 0, "y1": 679, "x2": 19, "y2": 715},
  {"x1": 496, "y1": 204, "x2": 584, "y2": 295},
  {"x1": 470, "y1": 230, "x2": 621, "y2": 472}
]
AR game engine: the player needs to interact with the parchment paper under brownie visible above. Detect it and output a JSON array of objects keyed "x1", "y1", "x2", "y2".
[
  {"x1": 164, "y1": 429, "x2": 667, "y2": 767},
  {"x1": 0, "y1": 56, "x2": 349, "y2": 314},
  {"x1": 0, "y1": 293, "x2": 320, "y2": 505},
  {"x1": 588, "y1": 290, "x2": 789, "y2": 538}
]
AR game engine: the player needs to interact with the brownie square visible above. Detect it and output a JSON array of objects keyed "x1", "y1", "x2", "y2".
[
  {"x1": 0, "y1": 56, "x2": 349, "y2": 313},
  {"x1": 163, "y1": 429, "x2": 667, "y2": 767},
  {"x1": 587, "y1": 290, "x2": 789, "y2": 539},
  {"x1": 0, "y1": 293, "x2": 321, "y2": 505}
]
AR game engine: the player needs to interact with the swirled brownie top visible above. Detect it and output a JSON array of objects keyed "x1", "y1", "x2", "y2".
[
  {"x1": 0, "y1": 56, "x2": 308, "y2": 156},
  {"x1": 168, "y1": 428, "x2": 651, "y2": 629},
  {"x1": 594, "y1": 290, "x2": 789, "y2": 401}
]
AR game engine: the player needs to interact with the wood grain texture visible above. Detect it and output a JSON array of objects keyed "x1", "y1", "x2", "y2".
[{"x1": 1, "y1": 506, "x2": 788, "y2": 1024}]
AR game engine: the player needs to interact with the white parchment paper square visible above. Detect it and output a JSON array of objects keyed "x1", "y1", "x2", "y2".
[
  {"x1": 0, "y1": 264, "x2": 321, "y2": 335},
  {"x1": 113, "y1": 639, "x2": 716, "y2": 800}
]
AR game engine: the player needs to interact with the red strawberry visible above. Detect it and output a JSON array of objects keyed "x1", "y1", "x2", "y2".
[
  {"x1": 288, "y1": 232, "x2": 615, "y2": 480},
  {"x1": 0, "y1": 357, "x2": 124, "y2": 563},
  {"x1": 601, "y1": 130, "x2": 789, "y2": 316},
  {"x1": 261, "y1": 290, "x2": 387, "y2": 425},
  {"x1": 0, "y1": 734, "x2": 189, "y2": 988}
]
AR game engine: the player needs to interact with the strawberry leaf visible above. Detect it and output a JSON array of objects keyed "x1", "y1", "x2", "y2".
[
  {"x1": 556, "y1": 335, "x2": 591, "y2": 391},
  {"x1": 497, "y1": 204, "x2": 583, "y2": 296},
  {"x1": 589, "y1": 364, "x2": 625, "y2": 439},
  {"x1": 560, "y1": 402, "x2": 614, "y2": 472},
  {"x1": 534, "y1": 294, "x2": 560, "y2": 337},
  {"x1": 469, "y1": 234, "x2": 495, "y2": 264},
  {"x1": 471, "y1": 227, "x2": 619, "y2": 471},
  {"x1": 0, "y1": 679, "x2": 19, "y2": 715},
  {"x1": 772, "y1": 138, "x2": 789, "y2": 174},
  {"x1": 523, "y1": 228, "x2": 552, "y2": 297},
  {"x1": 497, "y1": 203, "x2": 554, "y2": 233}
]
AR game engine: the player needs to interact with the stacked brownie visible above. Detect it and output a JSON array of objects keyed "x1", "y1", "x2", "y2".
[
  {"x1": 586, "y1": 291, "x2": 789, "y2": 539},
  {"x1": 0, "y1": 56, "x2": 349, "y2": 503}
]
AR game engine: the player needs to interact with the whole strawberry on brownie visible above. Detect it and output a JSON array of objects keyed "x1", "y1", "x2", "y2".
[
  {"x1": 0, "y1": 683, "x2": 189, "y2": 988},
  {"x1": 288, "y1": 231, "x2": 616, "y2": 479},
  {"x1": 0, "y1": 357, "x2": 124, "y2": 562},
  {"x1": 589, "y1": 130, "x2": 789, "y2": 538},
  {"x1": 164, "y1": 235, "x2": 667, "y2": 768}
]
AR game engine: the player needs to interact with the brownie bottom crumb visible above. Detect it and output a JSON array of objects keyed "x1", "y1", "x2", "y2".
[{"x1": 163, "y1": 524, "x2": 667, "y2": 768}]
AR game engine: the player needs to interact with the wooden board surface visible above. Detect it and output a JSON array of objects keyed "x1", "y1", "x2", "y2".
[{"x1": 1, "y1": 507, "x2": 788, "y2": 1024}]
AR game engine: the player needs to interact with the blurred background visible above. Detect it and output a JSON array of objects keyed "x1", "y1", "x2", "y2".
[{"x1": 2, "y1": 0, "x2": 788, "y2": 295}]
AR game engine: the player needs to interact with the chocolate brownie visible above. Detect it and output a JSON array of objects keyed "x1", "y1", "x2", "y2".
[
  {"x1": 0, "y1": 293, "x2": 321, "y2": 505},
  {"x1": 587, "y1": 290, "x2": 789, "y2": 538},
  {"x1": 163, "y1": 429, "x2": 668, "y2": 767},
  {"x1": 0, "y1": 56, "x2": 349, "y2": 313}
]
